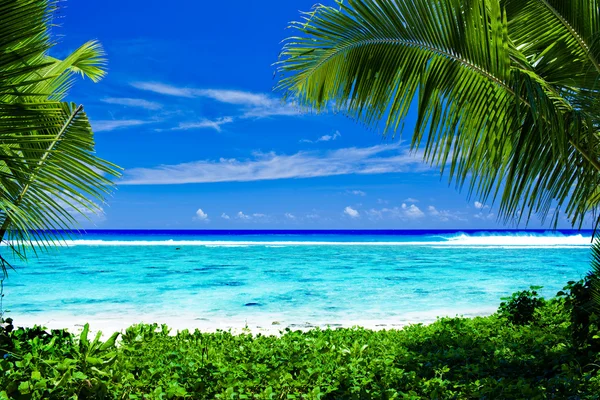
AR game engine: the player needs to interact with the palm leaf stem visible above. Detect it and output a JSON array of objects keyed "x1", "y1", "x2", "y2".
[
  {"x1": 286, "y1": 37, "x2": 517, "y2": 99},
  {"x1": 570, "y1": 140, "x2": 600, "y2": 173},
  {"x1": 0, "y1": 104, "x2": 83, "y2": 243},
  {"x1": 537, "y1": 0, "x2": 600, "y2": 75}
]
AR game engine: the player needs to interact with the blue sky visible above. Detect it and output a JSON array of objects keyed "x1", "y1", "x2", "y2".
[{"x1": 53, "y1": 0, "x2": 564, "y2": 230}]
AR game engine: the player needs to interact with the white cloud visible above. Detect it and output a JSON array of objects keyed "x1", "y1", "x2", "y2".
[
  {"x1": 348, "y1": 190, "x2": 366, "y2": 196},
  {"x1": 377, "y1": 199, "x2": 389, "y2": 204},
  {"x1": 242, "y1": 103, "x2": 299, "y2": 118},
  {"x1": 131, "y1": 82, "x2": 197, "y2": 97},
  {"x1": 474, "y1": 212, "x2": 495, "y2": 221},
  {"x1": 194, "y1": 208, "x2": 209, "y2": 222},
  {"x1": 232, "y1": 211, "x2": 268, "y2": 221},
  {"x1": 474, "y1": 201, "x2": 489, "y2": 209},
  {"x1": 172, "y1": 117, "x2": 234, "y2": 132},
  {"x1": 101, "y1": 97, "x2": 162, "y2": 110},
  {"x1": 367, "y1": 204, "x2": 426, "y2": 221},
  {"x1": 404, "y1": 198, "x2": 419, "y2": 203},
  {"x1": 195, "y1": 89, "x2": 272, "y2": 107},
  {"x1": 344, "y1": 206, "x2": 360, "y2": 218},
  {"x1": 221, "y1": 213, "x2": 231, "y2": 220},
  {"x1": 237, "y1": 211, "x2": 251, "y2": 220},
  {"x1": 366, "y1": 209, "x2": 384, "y2": 219},
  {"x1": 131, "y1": 82, "x2": 299, "y2": 118},
  {"x1": 401, "y1": 203, "x2": 425, "y2": 219},
  {"x1": 427, "y1": 206, "x2": 468, "y2": 222},
  {"x1": 368, "y1": 204, "x2": 465, "y2": 222},
  {"x1": 285, "y1": 213, "x2": 296, "y2": 220},
  {"x1": 93, "y1": 119, "x2": 154, "y2": 132},
  {"x1": 121, "y1": 143, "x2": 426, "y2": 185},
  {"x1": 301, "y1": 130, "x2": 342, "y2": 143},
  {"x1": 320, "y1": 131, "x2": 341, "y2": 142}
]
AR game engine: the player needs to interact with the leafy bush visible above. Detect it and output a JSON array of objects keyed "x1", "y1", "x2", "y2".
[
  {"x1": 558, "y1": 277, "x2": 600, "y2": 352},
  {"x1": 1, "y1": 289, "x2": 599, "y2": 399},
  {"x1": 498, "y1": 285, "x2": 546, "y2": 325}
]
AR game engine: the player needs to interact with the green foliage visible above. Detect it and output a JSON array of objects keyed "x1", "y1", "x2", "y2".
[
  {"x1": 498, "y1": 285, "x2": 546, "y2": 325},
  {"x1": 558, "y1": 277, "x2": 600, "y2": 352},
  {"x1": 0, "y1": 0, "x2": 121, "y2": 275},
  {"x1": 1, "y1": 288, "x2": 600, "y2": 399},
  {"x1": 275, "y1": 0, "x2": 600, "y2": 311},
  {"x1": 276, "y1": 0, "x2": 600, "y2": 233}
]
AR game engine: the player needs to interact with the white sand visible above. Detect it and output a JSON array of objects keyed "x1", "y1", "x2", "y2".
[{"x1": 11, "y1": 307, "x2": 496, "y2": 339}]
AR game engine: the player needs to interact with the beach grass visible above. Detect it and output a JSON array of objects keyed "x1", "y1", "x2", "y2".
[{"x1": 2, "y1": 280, "x2": 599, "y2": 399}]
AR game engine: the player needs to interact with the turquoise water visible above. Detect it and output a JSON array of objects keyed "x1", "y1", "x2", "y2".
[{"x1": 2, "y1": 230, "x2": 593, "y2": 330}]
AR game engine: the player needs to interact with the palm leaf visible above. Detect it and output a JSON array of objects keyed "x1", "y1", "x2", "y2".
[
  {"x1": 0, "y1": 0, "x2": 121, "y2": 277},
  {"x1": 277, "y1": 0, "x2": 600, "y2": 306},
  {"x1": 276, "y1": 0, "x2": 600, "y2": 228}
]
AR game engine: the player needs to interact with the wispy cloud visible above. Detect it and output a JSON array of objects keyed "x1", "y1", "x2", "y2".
[
  {"x1": 474, "y1": 212, "x2": 495, "y2": 221},
  {"x1": 171, "y1": 117, "x2": 234, "y2": 132},
  {"x1": 131, "y1": 82, "x2": 197, "y2": 97},
  {"x1": 233, "y1": 211, "x2": 269, "y2": 221},
  {"x1": 347, "y1": 190, "x2": 366, "y2": 196},
  {"x1": 131, "y1": 81, "x2": 299, "y2": 119},
  {"x1": 284, "y1": 213, "x2": 296, "y2": 220},
  {"x1": 237, "y1": 211, "x2": 251, "y2": 220},
  {"x1": 93, "y1": 119, "x2": 155, "y2": 132},
  {"x1": 301, "y1": 130, "x2": 342, "y2": 143},
  {"x1": 101, "y1": 97, "x2": 162, "y2": 110},
  {"x1": 196, "y1": 89, "x2": 272, "y2": 107},
  {"x1": 121, "y1": 144, "x2": 426, "y2": 185},
  {"x1": 366, "y1": 204, "x2": 426, "y2": 221},
  {"x1": 221, "y1": 213, "x2": 231, "y2": 220},
  {"x1": 427, "y1": 206, "x2": 467, "y2": 222},
  {"x1": 404, "y1": 197, "x2": 419, "y2": 203}
]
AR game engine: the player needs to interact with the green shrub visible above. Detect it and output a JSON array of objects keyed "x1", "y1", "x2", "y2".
[
  {"x1": 1, "y1": 289, "x2": 599, "y2": 399},
  {"x1": 558, "y1": 277, "x2": 600, "y2": 352},
  {"x1": 498, "y1": 285, "x2": 546, "y2": 325}
]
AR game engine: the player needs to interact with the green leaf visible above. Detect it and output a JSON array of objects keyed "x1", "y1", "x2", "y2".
[
  {"x1": 18, "y1": 381, "x2": 31, "y2": 394},
  {"x1": 0, "y1": 0, "x2": 121, "y2": 276},
  {"x1": 276, "y1": 0, "x2": 600, "y2": 239},
  {"x1": 99, "y1": 332, "x2": 120, "y2": 351},
  {"x1": 53, "y1": 370, "x2": 72, "y2": 389},
  {"x1": 85, "y1": 356, "x2": 103, "y2": 366},
  {"x1": 72, "y1": 371, "x2": 88, "y2": 380}
]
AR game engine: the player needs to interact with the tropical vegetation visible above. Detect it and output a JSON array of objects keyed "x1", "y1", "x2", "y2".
[
  {"x1": 2, "y1": 0, "x2": 600, "y2": 397},
  {"x1": 1, "y1": 281, "x2": 599, "y2": 399},
  {"x1": 276, "y1": 0, "x2": 600, "y2": 293},
  {"x1": 0, "y1": 0, "x2": 120, "y2": 277}
]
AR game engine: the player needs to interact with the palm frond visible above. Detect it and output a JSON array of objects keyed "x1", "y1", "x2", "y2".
[
  {"x1": 0, "y1": 0, "x2": 55, "y2": 100},
  {"x1": 504, "y1": 0, "x2": 600, "y2": 89},
  {"x1": 276, "y1": 0, "x2": 600, "y2": 231},
  {"x1": 0, "y1": 0, "x2": 121, "y2": 276}
]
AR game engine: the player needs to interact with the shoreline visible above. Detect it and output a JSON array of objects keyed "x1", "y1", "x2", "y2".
[{"x1": 10, "y1": 307, "x2": 498, "y2": 337}]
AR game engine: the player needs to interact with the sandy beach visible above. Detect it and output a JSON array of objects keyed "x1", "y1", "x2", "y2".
[{"x1": 12, "y1": 306, "x2": 498, "y2": 338}]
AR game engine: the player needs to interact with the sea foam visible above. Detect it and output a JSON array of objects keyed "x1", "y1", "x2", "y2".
[{"x1": 33, "y1": 232, "x2": 594, "y2": 248}]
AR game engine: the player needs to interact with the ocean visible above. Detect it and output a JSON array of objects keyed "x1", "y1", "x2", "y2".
[{"x1": 2, "y1": 230, "x2": 594, "y2": 333}]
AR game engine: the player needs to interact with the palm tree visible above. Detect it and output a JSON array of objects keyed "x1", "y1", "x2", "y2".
[
  {"x1": 0, "y1": 0, "x2": 121, "y2": 276},
  {"x1": 276, "y1": 0, "x2": 600, "y2": 292}
]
